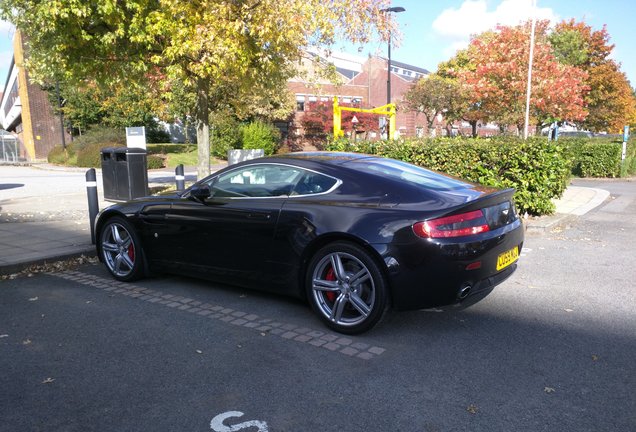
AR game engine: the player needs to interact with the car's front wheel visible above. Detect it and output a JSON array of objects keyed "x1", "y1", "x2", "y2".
[
  {"x1": 99, "y1": 216, "x2": 145, "y2": 282},
  {"x1": 306, "y1": 242, "x2": 388, "y2": 334}
]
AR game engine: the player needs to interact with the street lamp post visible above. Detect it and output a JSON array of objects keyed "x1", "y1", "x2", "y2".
[{"x1": 381, "y1": 6, "x2": 405, "y2": 140}]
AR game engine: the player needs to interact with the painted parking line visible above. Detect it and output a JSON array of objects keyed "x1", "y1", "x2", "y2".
[{"x1": 50, "y1": 270, "x2": 387, "y2": 360}]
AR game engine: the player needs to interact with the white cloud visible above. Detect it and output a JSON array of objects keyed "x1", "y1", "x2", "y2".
[{"x1": 432, "y1": 0, "x2": 559, "y2": 53}]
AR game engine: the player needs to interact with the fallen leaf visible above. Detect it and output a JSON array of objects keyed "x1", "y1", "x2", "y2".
[
  {"x1": 467, "y1": 404, "x2": 478, "y2": 414},
  {"x1": 544, "y1": 387, "x2": 556, "y2": 394},
  {"x1": 23, "y1": 339, "x2": 32, "y2": 345},
  {"x1": 592, "y1": 355, "x2": 599, "y2": 361},
  {"x1": 42, "y1": 378, "x2": 55, "y2": 384},
  {"x1": 28, "y1": 297, "x2": 39, "y2": 302},
  {"x1": 196, "y1": 350, "x2": 203, "y2": 354},
  {"x1": 260, "y1": 333, "x2": 267, "y2": 337}
]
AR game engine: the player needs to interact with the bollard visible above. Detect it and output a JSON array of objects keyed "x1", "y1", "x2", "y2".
[
  {"x1": 86, "y1": 168, "x2": 99, "y2": 245},
  {"x1": 175, "y1": 164, "x2": 185, "y2": 191}
]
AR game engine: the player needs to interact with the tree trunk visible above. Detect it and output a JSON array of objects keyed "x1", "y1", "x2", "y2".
[
  {"x1": 195, "y1": 77, "x2": 210, "y2": 180},
  {"x1": 470, "y1": 120, "x2": 478, "y2": 138}
]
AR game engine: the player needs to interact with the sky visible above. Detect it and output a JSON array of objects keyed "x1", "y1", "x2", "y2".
[{"x1": 0, "y1": 0, "x2": 635, "y2": 89}]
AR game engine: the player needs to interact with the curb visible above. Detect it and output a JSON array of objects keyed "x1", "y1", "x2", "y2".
[
  {"x1": 524, "y1": 214, "x2": 578, "y2": 234},
  {"x1": 0, "y1": 248, "x2": 97, "y2": 276}
]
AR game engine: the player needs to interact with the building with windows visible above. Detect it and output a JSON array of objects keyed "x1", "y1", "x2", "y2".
[
  {"x1": 287, "y1": 49, "x2": 432, "y2": 145},
  {"x1": 0, "y1": 30, "x2": 69, "y2": 162}
]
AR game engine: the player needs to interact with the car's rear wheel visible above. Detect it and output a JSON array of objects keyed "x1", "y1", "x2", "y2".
[
  {"x1": 306, "y1": 242, "x2": 388, "y2": 334},
  {"x1": 99, "y1": 216, "x2": 145, "y2": 282}
]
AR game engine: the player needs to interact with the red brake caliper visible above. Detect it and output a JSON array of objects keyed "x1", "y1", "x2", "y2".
[
  {"x1": 325, "y1": 267, "x2": 337, "y2": 302},
  {"x1": 127, "y1": 243, "x2": 135, "y2": 262}
]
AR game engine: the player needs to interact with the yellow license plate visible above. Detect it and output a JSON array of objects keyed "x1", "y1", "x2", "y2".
[{"x1": 496, "y1": 246, "x2": 519, "y2": 271}]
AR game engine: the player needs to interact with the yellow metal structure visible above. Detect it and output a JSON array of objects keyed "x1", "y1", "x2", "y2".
[{"x1": 332, "y1": 96, "x2": 396, "y2": 139}]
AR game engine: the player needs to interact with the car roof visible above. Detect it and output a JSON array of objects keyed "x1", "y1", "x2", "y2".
[{"x1": 266, "y1": 151, "x2": 375, "y2": 166}]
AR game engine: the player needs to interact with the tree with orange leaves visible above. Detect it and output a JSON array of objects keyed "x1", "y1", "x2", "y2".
[
  {"x1": 456, "y1": 20, "x2": 588, "y2": 134},
  {"x1": 550, "y1": 20, "x2": 636, "y2": 133}
]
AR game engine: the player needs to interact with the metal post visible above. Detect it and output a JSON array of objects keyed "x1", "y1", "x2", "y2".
[
  {"x1": 622, "y1": 125, "x2": 630, "y2": 161},
  {"x1": 175, "y1": 164, "x2": 185, "y2": 190},
  {"x1": 56, "y1": 80, "x2": 66, "y2": 150},
  {"x1": 380, "y1": 6, "x2": 405, "y2": 140},
  {"x1": 523, "y1": 0, "x2": 537, "y2": 139},
  {"x1": 387, "y1": 30, "x2": 392, "y2": 140},
  {"x1": 86, "y1": 169, "x2": 99, "y2": 245}
]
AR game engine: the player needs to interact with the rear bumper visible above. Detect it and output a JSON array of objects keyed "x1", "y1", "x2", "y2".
[{"x1": 381, "y1": 219, "x2": 524, "y2": 311}]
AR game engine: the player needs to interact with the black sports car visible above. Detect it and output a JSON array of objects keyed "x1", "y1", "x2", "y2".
[{"x1": 96, "y1": 152, "x2": 524, "y2": 334}]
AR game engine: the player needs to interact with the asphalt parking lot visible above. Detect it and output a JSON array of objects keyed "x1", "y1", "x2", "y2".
[{"x1": 1, "y1": 179, "x2": 635, "y2": 432}]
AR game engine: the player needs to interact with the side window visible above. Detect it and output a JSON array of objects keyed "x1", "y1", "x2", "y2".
[
  {"x1": 291, "y1": 171, "x2": 338, "y2": 196},
  {"x1": 208, "y1": 165, "x2": 303, "y2": 198}
]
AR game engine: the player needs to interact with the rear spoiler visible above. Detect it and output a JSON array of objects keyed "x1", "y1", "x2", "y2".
[{"x1": 445, "y1": 188, "x2": 516, "y2": 216}]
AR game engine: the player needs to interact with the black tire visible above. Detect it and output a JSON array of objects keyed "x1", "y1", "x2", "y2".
[
  {"x1": 306, "y1": 241, "x2": 388, "y2": 334},
  {"x1": 99, "y1": 216, "x2": 146, "y2": 282}
]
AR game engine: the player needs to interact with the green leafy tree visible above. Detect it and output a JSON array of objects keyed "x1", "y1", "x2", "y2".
[
  {"x1": 402, "y1": 74, "x2": 463, "y2": 136},
  {"x1": 2, "y1": 0, "x2": 392, "y2": 178}
]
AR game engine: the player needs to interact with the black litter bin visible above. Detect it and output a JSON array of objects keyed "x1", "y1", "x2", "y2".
[{"x1": 101, "y1": 147, "x2": 149, "y2": 201}]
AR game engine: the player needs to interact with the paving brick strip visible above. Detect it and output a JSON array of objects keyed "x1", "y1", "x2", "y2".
[{"x1": 51, "y1": 270, "x2": 387, "y2": 360}]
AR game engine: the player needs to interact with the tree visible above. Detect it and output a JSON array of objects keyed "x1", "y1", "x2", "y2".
[
  {"x1": 457, "y1": 21, "x2": 588, "y2": 133},
  {"x1": 402, "y1": 74, "x2": 464, "y2": 136},
  {"x1": 1, "y1": 0, "x2": 391, "y2": 178},
  {"x1": 550, "y1": 20, "x2": 636, "y2": 132},
  {"x1": 437, "y1": 44, "x2": 488, "y2": 137}
]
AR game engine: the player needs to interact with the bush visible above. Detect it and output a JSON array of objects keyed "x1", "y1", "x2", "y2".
[
  {"x1": 146, "y1": 154, "x2": 165, "y2": 169},
  {"x1": 145, "y1": 126, "x2": 171, "y2": 144},
  {"x1": 211, "y1": 116, "x2": 242, "y2": 159},
  {"x1": 326, "y1": 136, "x2": 571, "y2": 216},
  {"x1": 72, "y1": 126, "x2": 126, "y2": 152},
  {"x1": 560, "y1": 137, "x2": 622, "y2": 178},
  {"x1": 240, "y1": 120, "x2": 280, "y2": 156},
  {"x1": 76, "y1": 142, "x2": 124, "y2": 168},
  {"x1": 47, "y1": 145, "x2": 76, "y2": 165}
]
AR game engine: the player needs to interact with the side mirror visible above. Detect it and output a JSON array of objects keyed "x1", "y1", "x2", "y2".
[{"x1": 189, "y1": 185, "x2": 211, "y2": 203}]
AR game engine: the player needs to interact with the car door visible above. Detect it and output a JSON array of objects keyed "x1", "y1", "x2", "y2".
[{"x1": 160, "y1": 163, "x2": 304, "y2": 285}]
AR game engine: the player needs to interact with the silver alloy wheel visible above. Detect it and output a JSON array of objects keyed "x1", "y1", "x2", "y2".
[
  {"x1": 101, "y1": 222, "x2": 136, "y2": 278},
  {"x1": 311, "y1": 251, "x2": 375, "y2": 328}
]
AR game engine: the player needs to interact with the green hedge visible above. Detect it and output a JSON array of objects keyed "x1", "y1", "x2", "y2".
[
  {"x1": 326, "y1": 137, "x2": 571, "y2": 216},
  {"x1": 76, "y1": 143, "x2": 125, "y2": 168},
  {"x1": 621, "y1": 137, "x2": 636, "y2": 177},
  {"x1": 560, "y1": 138, "x2": 623, "y2": 178},
  {"x1": 147, "y1": 143, "x2": 197, "y2": 155}
]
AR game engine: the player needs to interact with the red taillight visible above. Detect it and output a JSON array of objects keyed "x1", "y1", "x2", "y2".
[{"x1": 413, "y1": 210, "x2": 490, "y2": 238}]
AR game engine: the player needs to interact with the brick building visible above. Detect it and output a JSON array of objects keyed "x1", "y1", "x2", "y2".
[
  {"x1": 0, "y1": 30, "x2": 70, "y2": 162},
  {"x1": 288, "y1": 50, "x2": 432, "y2": 145}
]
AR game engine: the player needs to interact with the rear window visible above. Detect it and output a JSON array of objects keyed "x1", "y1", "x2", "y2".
[{"x1": 348, "y1": 158, "x2": 473, "y2": 191}]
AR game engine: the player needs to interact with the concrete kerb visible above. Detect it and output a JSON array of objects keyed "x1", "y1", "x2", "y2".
[
  {"x1": 0, "y1": 249, "x2": 96, "y2": 276},
  {"x1": 524, "y1": 186, "x2": 610, "y2": 234}
]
